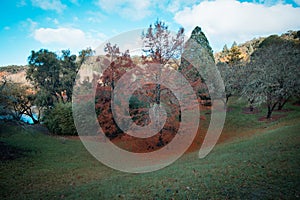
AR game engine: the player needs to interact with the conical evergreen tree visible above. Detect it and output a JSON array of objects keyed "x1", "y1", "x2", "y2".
[
  {"x1": 231, "y1": 41, "x2": 238, "y2": 48},
  {"x1": 222, "y1": 44, "x2": 229, "y2": 53},
  {"x1": 178, "y1": 26, "x2": 215, "y2": 101},
  {"x1": 179, "y1": 26, "x2": 214, "y2": 72}
]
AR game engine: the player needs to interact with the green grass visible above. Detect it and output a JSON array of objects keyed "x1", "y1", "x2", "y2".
[
  {"x1": 219, "y1": 98, "x2": 300, "y2": 141},
  {"x1": 1, "y1": 101, "x2": 300, "y2": 199}
]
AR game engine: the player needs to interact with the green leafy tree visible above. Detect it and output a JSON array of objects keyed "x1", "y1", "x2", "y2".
[
  {"x1": 60, "y1": 50, "x2": 78, "y2": 102},
  {"x1": 242, "y1": 37, "x2": 300, "y2": 118},
  {"x1": 1, "y1": 81, "x2": 40, "y2": 123},
  {"x1": 78, "y1": 47, "x2": 94, "y2": 67},
  {"x1": 27, "y1": 48, "x2": 94, "y2": 105},
  {"x1": 27, "y1": 49, "x2": 61, "y2": 104},
  {"x1": 44, "y1": 102, "x2": 77, "y2": 135}
]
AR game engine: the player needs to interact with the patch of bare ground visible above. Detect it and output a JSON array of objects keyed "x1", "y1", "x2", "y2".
[
  {"x1": 258, "y1": 114, "x2": 287, "y2": 122},
  {"x1": 242, "y1": 107, "x2": 260, "y2": 114},
  {"x1": 293, "y1": 102, "x2": 300, "y2": 107},
  {"x1": 274, "y1": 109, "x2": 293, "y2": 113}
]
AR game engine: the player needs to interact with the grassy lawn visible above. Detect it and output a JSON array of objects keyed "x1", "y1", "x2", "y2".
[{"x1": 1, "y1": 100, "x2": 300, "y2": 199}]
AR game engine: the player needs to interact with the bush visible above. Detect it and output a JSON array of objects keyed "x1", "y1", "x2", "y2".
[{"x1": 44, "y1": 102, "x2": 77, "y2": 135}]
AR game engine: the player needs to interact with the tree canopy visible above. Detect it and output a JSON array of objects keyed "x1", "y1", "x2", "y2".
[
  {"x1": 242, "y1": 37, "x2": 300, "y2": 118},
  {"x1": 26, "y1": 48, "x2": 93, "y2": 105}
]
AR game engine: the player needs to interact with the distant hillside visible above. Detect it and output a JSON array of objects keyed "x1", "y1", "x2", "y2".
[
  {"x1": 0, "y1": 65, "x2": 30, "y2": 85},
  {"x1": 214, "y1": 30, "x2": 300, "y2": 64}
]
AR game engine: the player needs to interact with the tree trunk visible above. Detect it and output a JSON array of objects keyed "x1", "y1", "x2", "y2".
[
  {"x1": 157, "y1": 133, "x2": 164, "y2": 147},
  {"x1": 31, "y1": 117, "x2": 39, "y2": 124},
  {"x1": 266, "y1": 106, "x2": 272, "y2": 119},
  {"x1": 249, "y1": 105, "x2": 254, "y2": 112},
  {"x1": 155, "y1": 83, "x2": 161, "y2": 105},
  {"x1": 178, "y1": 110, "x2": 181, "y2": 122},
  {"x1": 248, "y1": 98, "x2": 255, "y2": 112},
  {"x1": 26, "y1": 111, "x2": 39, "y2": 124},
  {"x1": 226, "y1": 93, "x2": 231, "y2": 104},
  {"x1": 266, "y1": 102, "x2": 278, "y2": 119},
  {"x1": 277, "y1": 97, "x2": 289, "y2": 110}
]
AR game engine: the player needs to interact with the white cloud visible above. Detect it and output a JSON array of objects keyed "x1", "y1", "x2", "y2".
[
  {"x1": 69, "y1": 0, "x2": 79, "y2": 5},
  {"x1": 164, "y1": 0, "x2": 202, "y2": 13},
  {"x1": 33, "y1": 27, "x2": 105, "y2": 51},
  {"x1": 31, "y1": 0, "x2": 66, "y2": 13},
  {"x1": 174, "y1": 0, "x2": 300, "y2": 50},
  {"x1": 294, "y1": 0, "x2": 300, "y2": 6},
  {"x1": 27, "y1": 18, "x2": 38, "y2": 31},
  {"x1": 20, "y1": 18, "x2": 38, "y2": 33},
  {"x1": 46, "y1": 17, "x2": 59, "y2": 25},
  {"x1": 17, "y1": 0, "x2": 27, "y2": 7},
  {"x1": 96, "y1": 0, "x2": 151, "y2": 20},
  {"x1": 86, "y1": 11, "x2": 106, "y2": 23},
  {"x1": 53, "y1": 19, "x2": 59, "y2": 25},
  {"x1": 95, "y1": 0, "x2": 203, "y2": 20},
  {"x1": 250, "y1": 0, "x2": 284, "y2": 6}
]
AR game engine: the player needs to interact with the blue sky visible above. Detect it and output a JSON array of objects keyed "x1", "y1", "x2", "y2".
[{"x1": 1, "y1": 0, "x2": 300, "y2": 66}]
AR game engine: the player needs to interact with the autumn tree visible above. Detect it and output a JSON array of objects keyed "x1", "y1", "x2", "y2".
[
  {"x1": 95, "y1": 43, "x2": 135, "y2": 139},
  {"x1": 142, "y1": 20, "x2": 185, "y2": 105},
  {"x1": 101, "y1": 43, "x2": 131, "y2": 90}
]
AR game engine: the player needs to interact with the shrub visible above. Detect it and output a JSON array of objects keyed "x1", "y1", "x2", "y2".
[{"x1": 44, "y1": 102, "x2": 77, "y2": 135}]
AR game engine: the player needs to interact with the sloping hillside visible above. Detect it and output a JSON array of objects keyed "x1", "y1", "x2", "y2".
[
  {"x1": 214, "y1": 30, "x2": 300, "y2": 64},
  {"x1": 0, "y1": 65, "x2": 30, "y2": 85}
]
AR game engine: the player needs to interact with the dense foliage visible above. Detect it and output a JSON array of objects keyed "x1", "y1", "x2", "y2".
[
  {"x1": 242, "y1": 37, "x2": 300, "y2": 118},
  {"x1": 44, "y1": 102, "x2": 77, "y2": 135},
  {"x1": 26, "y1": 48, "x2": 93, "y2": 105}
]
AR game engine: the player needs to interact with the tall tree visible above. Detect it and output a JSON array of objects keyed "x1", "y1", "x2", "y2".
[
  {"x1": 179, "y1": 26, "x2": 215, "y2": 103},
  {"x1": 95, "y1": 43, "x2": 135, "y2": 139},
  {"x1": 60, "y1": 49, "x2": 78, "y2": 102},
  {"x1": 142, "y1": 19, "x2": 185, "y2": 105},
  {"x1": 27, "y1": 49, "x2": 61, "y2": 105},
  {"x1": 140, "y1": 20, "x2": 185, "y2": 147}
]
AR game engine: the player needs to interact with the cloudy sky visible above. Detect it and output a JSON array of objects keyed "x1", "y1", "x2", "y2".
[{"x1": 1, "y1": 0, "x2": 300, "y2": 66}]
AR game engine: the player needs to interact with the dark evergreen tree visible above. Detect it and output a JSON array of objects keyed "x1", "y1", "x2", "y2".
[
  {"x1": 231, "y1": 41, "x2": 238, "y2": 48},
  {"x1": 179, "y1": 26, "x2": 215, "y2": 102},
  {"x1": 222, "y1": 44, "x2": 229, "y2": 53}
]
